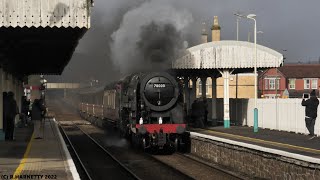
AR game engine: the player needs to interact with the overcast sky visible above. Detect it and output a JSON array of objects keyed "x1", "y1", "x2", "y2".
[{"x1": 59, "y1": 0, "x2": 320, "y2": 82}]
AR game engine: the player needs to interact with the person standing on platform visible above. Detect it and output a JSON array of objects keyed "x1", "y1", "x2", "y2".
[
  {"x1": 191, "y1": 99, "x2": 205, "y2": 128},
  {"x1": 203, "y1": 98, "x2": 208, "y2": 126},
  {"x1": 20, "y1": 96, "x2": 30, "y2": 127},
  {"x1": 191, "y1": 100, "x2": 198, "y2": 125},
  {"x1": 39, "y1": 97, "x2": 47, "y2": 120},
  {"x1": 31, "y1": 99, "x2": 46, "y2": 139},
  {"x1": 3, "y1": 92, "x2": 8, "y2": 139},
  {"x1": 302, "y1": 90, "x2": 319, "y2": 140},
  {"x1": 6, "y1": 91, "x2": 19, "y2": 141}
]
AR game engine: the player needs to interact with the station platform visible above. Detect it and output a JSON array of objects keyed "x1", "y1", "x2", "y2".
[
  {"x1": 191, "y1": 126, "x2": 320, "y2": 160},
  {"x1": 0, "y1": 118, "x2": 79, "y2": 180}
]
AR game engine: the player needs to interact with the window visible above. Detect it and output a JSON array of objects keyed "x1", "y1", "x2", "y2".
[
  {"x1": 198, "y1": 81, "x2": 202, "y2": 95},
  {"x1": 264, "y1": 79, "x2": 268, "y2": 89},
  {"x1": 265, "y1": 78, "x2": 279, "y2": 90},
  {"x1": 304, "y1": 79, "x2": 310, "y2": 89},
  {"x1": 269, "y1": 79, "x2": 275, "y2": 89},
  {"x1": 189, "y1": 79, "x2": 193, "y2": 88},
  {"x1": 312, "y1": 79, "x2": 318, "y2": 89},
  {"x1": 288, "y1": 79, "x2": 295, "y2": 89},
  {"x1": 304, "y1": 78, "x2": 318, "y2": 89},
  {"x1": 198, "y1": 79, "x2": 209, "y2": 95},
  {"x1": 276, "y1": 79, "x2": 280, "y2": 90}
]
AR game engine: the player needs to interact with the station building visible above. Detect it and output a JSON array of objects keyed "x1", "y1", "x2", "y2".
[
  {"x1": 172, "y1": 16, "x2": 283, "y2": 126},
  {"x1": 0, "y1": 0, "x2": 92, "y2": 140}
]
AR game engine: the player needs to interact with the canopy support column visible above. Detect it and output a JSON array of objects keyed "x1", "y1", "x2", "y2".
[{"x1": 218, "y1": 69, "x2": 234, "y2": 128}]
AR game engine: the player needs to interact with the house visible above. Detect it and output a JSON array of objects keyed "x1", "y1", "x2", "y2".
[{"x1": 259, "y1": 64, "x2": 320, "y2": 98}]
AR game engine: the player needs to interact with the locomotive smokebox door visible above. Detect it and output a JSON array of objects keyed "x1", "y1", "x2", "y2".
[{"x1": 140, "y1": 72, "x2": 179, "y2": 112}]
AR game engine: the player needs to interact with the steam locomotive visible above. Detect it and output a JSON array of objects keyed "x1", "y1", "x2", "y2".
[{"x1": 78, "y1": 72, "x2": 189, "y2": 151}]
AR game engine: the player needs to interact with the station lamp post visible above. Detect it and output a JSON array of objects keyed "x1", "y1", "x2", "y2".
[
  {"x1": 235, "y1": 13, "x2": 258, "y2": 133},
  {"x1": 235, "y1": 15, "x2": 241, "y2": 41}
]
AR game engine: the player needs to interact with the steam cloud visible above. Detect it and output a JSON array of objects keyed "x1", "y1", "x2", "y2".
[
  {"x1": 137, "y1": 22, "x2": 183, "y2": 70},
  {"x1": 52, "y1": 0, "x2": 318, "y2": 84},
  {"x1": 110, "y1": 0, "x2": 193, "y2": 74}
]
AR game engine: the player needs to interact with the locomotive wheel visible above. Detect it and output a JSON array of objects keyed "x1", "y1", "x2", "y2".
[
  {"x1": 120, "y1": 129, "x2": 125, "y2": 138},
  {"x1": 142, "y1": 138, "x2": 147, "y2": 152},
  {"x1": 174, "y1": 138, "x2": 179, "y2": 152},
  {"x1": 119, "y1": 125, "x2": 126, "y2": 138},
  {"x1": 130, "y1": 134, "x2": 136, "y2": 148},
  {"x1": 180, "y1": 133, "x2": 190, "y2": 153},
  {"x1": 131, "y1": 134, "x2": 139, "y2": 149}
]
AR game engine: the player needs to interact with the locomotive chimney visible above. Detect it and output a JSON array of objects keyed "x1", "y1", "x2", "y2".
[
  {"x1": 201, "y1": 22, "x2": 208, "y2": 44},
  {"x1": 211, "y1": 16, "x2": 221, "y2": 42}
]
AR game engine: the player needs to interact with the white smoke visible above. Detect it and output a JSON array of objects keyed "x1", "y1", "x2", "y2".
[{"x1": 110, "y1": 0, "x2": 193, "y2": 74}]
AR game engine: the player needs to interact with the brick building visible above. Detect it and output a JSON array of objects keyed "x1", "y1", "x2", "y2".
[{"x1": 259, "y1": 64, "x2": 320, "y2": 98}]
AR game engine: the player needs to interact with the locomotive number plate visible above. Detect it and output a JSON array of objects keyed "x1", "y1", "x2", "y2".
[{"x1": 153, "y1": 84, "x2": 166, "y2": 88}]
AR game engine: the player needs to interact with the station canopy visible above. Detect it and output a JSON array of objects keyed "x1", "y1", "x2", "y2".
[
  {"x1": 0, "y1": 0, "x2": 92, "y2": 78},
  {"x1": 172, "y1": 41, "x2": 283, "y2": 74}
]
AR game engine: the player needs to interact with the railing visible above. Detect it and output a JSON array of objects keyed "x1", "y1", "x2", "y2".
[{"x1": 207, "y1": 98, "x2": 319, "y2": 135}]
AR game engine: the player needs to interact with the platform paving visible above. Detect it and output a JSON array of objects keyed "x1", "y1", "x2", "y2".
[
  {"x1": 191, "y1": 126, "x2": 320, "y2": 159},
  {"x1": 0, "y1": 119, "x2": 75, "y2": 180}
]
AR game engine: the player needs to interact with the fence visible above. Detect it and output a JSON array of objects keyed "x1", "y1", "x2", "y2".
[{"x1": 206, "y1": 98, "x2": 319, "y2": 135}]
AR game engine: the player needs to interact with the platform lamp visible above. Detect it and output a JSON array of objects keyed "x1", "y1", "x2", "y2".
[
  {"x1": 40, "y1": 77, "x2": 47, "y2": 100},
  {"x1": 247, "y1": 14, "x2": 258, "y2": 133},
  {"x1": 234, "y1": 13, "x2": 242, "y2": 41},
  {"x1": 235, "y1": 13, "x2": 258, "y2": 132}
]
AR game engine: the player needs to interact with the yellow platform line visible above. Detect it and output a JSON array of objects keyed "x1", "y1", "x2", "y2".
[
  {"x1": 13, "y1": 132, "x2": 34, "y2": 180},
  {"x1": 195, "y1": 128, "x2": 320, "y2": 154}
]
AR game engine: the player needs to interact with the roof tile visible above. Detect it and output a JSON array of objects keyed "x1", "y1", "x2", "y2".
[{"x1": 278, "y1": 64, "x2": 320, "y2": 78}]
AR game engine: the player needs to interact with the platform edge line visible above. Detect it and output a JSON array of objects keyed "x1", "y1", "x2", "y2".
[
  {"x1": 203, "y1": 129, "x2": 320, "y2": 154},
  {"x1": 53, "y1": 118, "x2": 80, "y2": 180},
  {"x1": 191, "y1": 132, "x2": 320, "y2": 164},
  {"x1": 13, "y1": 132, "x2": 34, "y2": 179}
]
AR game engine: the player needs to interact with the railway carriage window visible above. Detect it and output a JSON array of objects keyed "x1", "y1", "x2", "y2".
[
  {"x1": 110, "y1": 92, "x2": 112, "y2": 108},
  {"x1": 111, "y1": 92, "x2": 113, "y2": 108},
  {"x1": 108, "y1": 93, "x2": 111, "y2": 108},
  {"x1": 103, "y1": 91, "x2": 108, "y2": 107},
  {"x1": 112, "y1": 92, "x2": 116, "y2": 109},
  {"x1": 109, "y1": 92, "x2": 111, "y2": 108},
  {"x1": 106, "y1": 92, "x2": 108, "y2": 108}
]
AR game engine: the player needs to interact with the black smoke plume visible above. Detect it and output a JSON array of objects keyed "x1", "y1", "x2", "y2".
[{"x1": 137, "y1": 22, "x2": 184, "y2": 71}]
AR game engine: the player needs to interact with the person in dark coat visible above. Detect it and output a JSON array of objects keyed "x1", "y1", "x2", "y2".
[
  {"x1": 6, "y1": 91, "x2": 19, "y2": 141},
  {"x1": 302, "y1": 90, "x2": 319, "y2": 140},
  {"x1": 39, "y1": 97, "x2": 47, "y2": 119},
  {"x1": 191, "y1": 99, "x2": 205, "y2": 128},
  {"x1": 32, "y1": 99, "x2": 46, "y2": 139},
  {"x1": 20, "y1": 96, "x2": 30, "y2": 127},
  {"x1": 3, "y1": 92, "x2": 8, "y2": 138},
  {"x1": 191, "y1": 100, "x2": 198, "y2": 124},
  {"x1": 203, "y1": 98, "x2": 208, "y2": 126}
]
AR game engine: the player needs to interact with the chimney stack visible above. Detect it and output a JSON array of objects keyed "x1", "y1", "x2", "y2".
[
  {"x1": 201, "y1": 22, "x2": 208, "y2": 43},
  {"x1": 211, "y1": 16, "x2": 221, "y2": 41}
]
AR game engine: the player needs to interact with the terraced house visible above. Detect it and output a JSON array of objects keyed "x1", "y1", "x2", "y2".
[{"x1": 259, "y1": 64, "x2": 320, "y2": 98}]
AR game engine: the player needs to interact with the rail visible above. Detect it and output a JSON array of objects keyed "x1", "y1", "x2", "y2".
[
  {"x1": 58, "y1": 123, "x2": 93, "y2": 180},
  {"x1": 60, "y1": 121, "x2": 141, "y2": 180}
]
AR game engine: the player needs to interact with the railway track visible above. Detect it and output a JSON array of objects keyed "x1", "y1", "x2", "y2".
[
  {"x1": 51, "y1": 100, "x2": 193, "y2": 180},
  {"x1": 59, "y1": 120, "x2": 194, "y2": 180},
  {"x1": 59, "y1": 121, "x2": 140, "y2": 180},
  {"x1": 50, "y1": 99, "x2": 250, "y2": 180}
]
